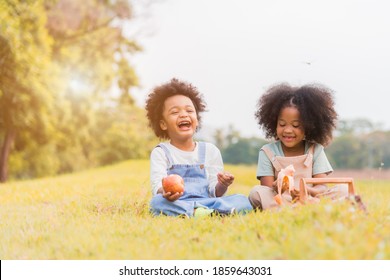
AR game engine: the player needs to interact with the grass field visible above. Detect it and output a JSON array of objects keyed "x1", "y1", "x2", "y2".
[{"x1": 1, "y1": 159, "x2": 389, "y2": 260}]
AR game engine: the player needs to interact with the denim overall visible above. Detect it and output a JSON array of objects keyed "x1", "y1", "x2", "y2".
[{"x1": 150, "y1": 142, "x2": 253, "y2": 217}]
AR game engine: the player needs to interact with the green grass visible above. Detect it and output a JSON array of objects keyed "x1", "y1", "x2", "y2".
[{"x1": 1, "y1": 160, "x2": 389, "y2": 259}]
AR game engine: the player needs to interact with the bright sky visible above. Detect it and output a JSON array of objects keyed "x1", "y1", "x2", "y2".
[{"x1": 132, "y1": 0, "x2": 390, "y2": 138}]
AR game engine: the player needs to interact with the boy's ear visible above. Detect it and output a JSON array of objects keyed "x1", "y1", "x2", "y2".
[{"x1": 160, "y1": 120, "x2": 167, "y2": 130}]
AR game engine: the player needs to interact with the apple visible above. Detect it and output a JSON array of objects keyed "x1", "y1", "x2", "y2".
[{"x1": 162, "y1": 174, "x2": 185, "y2": 193}]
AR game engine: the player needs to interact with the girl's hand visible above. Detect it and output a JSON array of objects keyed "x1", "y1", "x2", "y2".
[
  {"x1": 290, "y1": 188, "x2": 300, "y2": 199},
  {"x1": 217, "y1": 171, "x2": 235, "y2": 187},
  {"x1": 163, "y1": 191, "x2": 183, "y2": 202},
  {"x1": 307, "y1": 184, "x2": 328, "y2": 197},
  {"x1": 272, "y1": 180, "x2": 278, "y2": 192}
]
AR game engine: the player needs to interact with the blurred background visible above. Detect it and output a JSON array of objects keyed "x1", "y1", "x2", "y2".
[{"x1": 1, "y1": 0, "x2": 389, "y2": 182}]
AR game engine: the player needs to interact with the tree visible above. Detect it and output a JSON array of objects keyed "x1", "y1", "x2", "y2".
[
  {"x1": 213, "y1": 124, "x2": 241, "y2": 150},
  {"x1": 328, "y1": 119, "x2": 389, "y2": 169},
  {"x1": 326, "y1": 135, "x2": 366, "y2": 169},
  {"x1": 214, "y1": 124, "x2": 267, "y2": 165},
  {"x1": 0, "y1": 0, "x2": 56, "y2": 182},
  {"x1": 336, "y1": 118, "x2": 382, "y2": 136},
  {"x1": 0, "y1": 0, "x2": 153, "y2": 181},
  {"x1": 91, "y1": 103, "x2": 156, "y2": 166},
  {"x1": 45, "y1": 0, "x2": 142, "y2": 98},
  {"x1": 223, "y1": 137, "x2": 266, "y2": 165}
]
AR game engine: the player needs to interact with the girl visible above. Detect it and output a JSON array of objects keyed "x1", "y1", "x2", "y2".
[
  {"x1": 146, "y1": 78, "x2": 253, "y2": 217},
  {"x1": 249, "y1": 83, "x2": 349, "y2": 210}
]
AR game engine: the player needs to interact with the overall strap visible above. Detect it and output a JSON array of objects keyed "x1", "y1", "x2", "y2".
[
  {"x1": 197, "y1": 142, "x2": 206, "y2": 164},
  {"x1": 262, "y1": 146, "x2": 283, "y2": 172},
  {"x1": 157, "y1": 143, "x2": 174, "y2": 167},
  {"x1": 303, "y1": 144, "x2": 315, "y2": 167}
]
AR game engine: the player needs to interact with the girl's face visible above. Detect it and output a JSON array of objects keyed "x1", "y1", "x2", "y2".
[
  {"x1": 276, "y1": 106, "x2": 305, "y2": 150},
  {"x1": 160, "y1": 95, "x2": 198, "y2": 142}
]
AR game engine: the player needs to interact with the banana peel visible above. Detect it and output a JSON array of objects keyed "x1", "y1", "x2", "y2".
[{"x1": 274, "y1": 164, "x2": 295, "y2": 205}]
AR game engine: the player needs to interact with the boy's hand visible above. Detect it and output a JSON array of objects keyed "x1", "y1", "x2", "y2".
[
  {"x1": 217, "y1": 171, "x2": 235, "y2": 187},
  {"x1": 163, "y1": 191, "x2": 183, "y2": 202}
]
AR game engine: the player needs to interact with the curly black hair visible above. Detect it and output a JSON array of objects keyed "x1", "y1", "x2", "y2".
[
  {"x1": 145, "y1": 78, "x2": 207, "y2": 139},
  {"x1": 255, "y1": 83, "x2": 338, "y2": 146}
]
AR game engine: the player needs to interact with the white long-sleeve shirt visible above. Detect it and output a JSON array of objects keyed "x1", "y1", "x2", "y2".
[{"x1": 150, "y1": 142, "x2": 224, "y2": 197}]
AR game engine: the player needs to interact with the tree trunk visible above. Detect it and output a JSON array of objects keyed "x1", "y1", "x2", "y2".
[{"x1": 0, "y1": 128, "x2": 16, "y2": 183}]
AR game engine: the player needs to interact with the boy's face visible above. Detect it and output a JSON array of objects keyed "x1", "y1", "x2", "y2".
[{"x1": 160, "y1": 95, "x2": 199, "y2": 141}]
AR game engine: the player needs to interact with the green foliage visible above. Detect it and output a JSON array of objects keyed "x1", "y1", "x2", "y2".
[
  {"x1": 91, "y1": 104, "x2": 157, "y2": 165},
  {"x1": 0, "y1": 160, "x2": 389, "y2": 259},
  {"x1": 0, "y1": 0, "x2": 56, "y2": 135},
  {"x1": 0, "y1": 0, "x2": 157, "y2": 181},
  {"x1": 223, "y1": 137, "x2": 266, "y2": 165},
  {"x1": 327, "y1": 130, "x2": 390, "y2": 170},
  {"x1": 326, "y1": 135, "x2": 367, "y2": 169},
  {"x1": 217, "y1": 120, "x2": 390, "y2": 170},
  {"x1": 215, "y1": 124, "x2": 266, "y2": 165},
  {"x1": 336, "y1": 119, "x2": 383, "y2": 136},
  {"x1": 9, "y1": 142, "x2": 62, "y2": 179}
]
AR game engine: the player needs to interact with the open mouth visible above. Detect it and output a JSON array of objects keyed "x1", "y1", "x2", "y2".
[
  {"x1": 178, "y1": 121, "x2": 191, "y2": 129},
  {"x1": 283, "y1": 136, "x2": 295, "y2": 141}
]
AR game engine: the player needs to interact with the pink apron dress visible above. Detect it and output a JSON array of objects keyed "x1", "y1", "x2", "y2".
[{"x1": 249, "y1": 145, "x2": 348, "y2": 210}]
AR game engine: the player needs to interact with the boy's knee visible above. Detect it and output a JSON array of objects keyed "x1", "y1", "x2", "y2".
[
  {"x1": 150, "y1": 194, "x2": 164, "y2": 208},
  {"x1": 235, "y1": 194, "x2": 254, "y2": 211}
]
